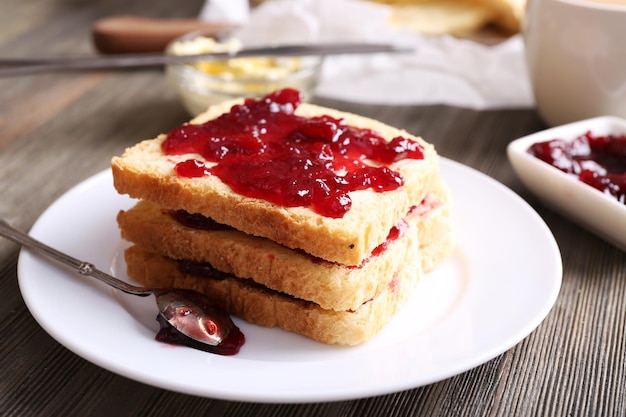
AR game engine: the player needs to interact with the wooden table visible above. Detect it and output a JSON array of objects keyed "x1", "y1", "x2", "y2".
[{"x1": 1, "y1": 1, "x2": 624, "y2": 416}]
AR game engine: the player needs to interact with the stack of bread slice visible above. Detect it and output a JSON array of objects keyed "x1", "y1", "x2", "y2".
[{"x1": 111, "y1": 89, "x2": 454, "y2": 345}]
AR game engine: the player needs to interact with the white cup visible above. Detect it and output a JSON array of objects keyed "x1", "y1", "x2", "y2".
[{"x1": 524, "y1": 0, "x2": 626, "y2": 127}]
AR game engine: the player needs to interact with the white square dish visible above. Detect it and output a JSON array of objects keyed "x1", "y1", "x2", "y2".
[{"x1": 507, "y1": 116, "x2": 626, "y2": 251}]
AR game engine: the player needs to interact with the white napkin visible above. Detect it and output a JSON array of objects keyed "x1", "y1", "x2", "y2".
[
  {"x1": 201, "y1": 0, "x2": 534, "y2": 109},
  {"x1": 199, "y1": 0, "x2": 249, "y2": 25}
]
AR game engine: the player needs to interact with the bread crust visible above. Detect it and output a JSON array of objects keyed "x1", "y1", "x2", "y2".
[{"x1": 112, "y1": 101, "x2": 440, "y2": 266}]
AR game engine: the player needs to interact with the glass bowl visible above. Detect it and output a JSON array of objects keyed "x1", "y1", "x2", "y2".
[{"x1": 165, "y1": 32, "x2": 323, "y2": 116}]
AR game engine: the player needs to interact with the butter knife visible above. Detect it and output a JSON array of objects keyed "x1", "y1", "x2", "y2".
[{"x1": 0, "y1": 43, "x2": 412, "y2": 77}]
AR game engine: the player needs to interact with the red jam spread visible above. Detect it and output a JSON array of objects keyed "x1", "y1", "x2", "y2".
[
  {"x1": 162, "y1": 88, "x2": 425, "y2": 218},
  {"x1": 527, "y1": 131, "x2": 626, "y2": 204}
]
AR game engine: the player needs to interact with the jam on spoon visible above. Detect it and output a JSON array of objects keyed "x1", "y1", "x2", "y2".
[
  {"x1": 154, "y1": 289, "x2": 244, "y2": 355},
  {"x1": 0, "y1": 219, "x2": 244, "y2": 355}
]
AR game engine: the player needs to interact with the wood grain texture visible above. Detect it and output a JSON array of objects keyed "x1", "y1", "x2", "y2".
[{"x1": 1, "y1": 0, "x2": 625, "y2": 416}]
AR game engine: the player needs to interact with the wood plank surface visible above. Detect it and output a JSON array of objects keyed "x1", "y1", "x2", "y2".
[{"x1": 1, "y1": 1, "x2": 624, "y2": 416}]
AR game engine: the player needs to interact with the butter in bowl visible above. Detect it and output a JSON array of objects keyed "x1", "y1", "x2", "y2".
[
  {"x1": 165, "y1": 32, "x2": 323, "y2": 116},
  {"x1": 507, "y1": 116, "x2": 626, "y2": 251}
]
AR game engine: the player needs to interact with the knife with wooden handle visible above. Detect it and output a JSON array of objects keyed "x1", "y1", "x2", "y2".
[{"x1": 92, "y1": 15, "x2": 238, "y2": 54}]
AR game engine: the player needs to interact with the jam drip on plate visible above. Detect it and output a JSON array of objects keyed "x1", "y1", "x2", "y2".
[
  {"x1": 162, "y1": 88, "x2": 425, "y2": 218},
  {"x1": 528, "y1": 131, "x2": 626, "y2": 204}
]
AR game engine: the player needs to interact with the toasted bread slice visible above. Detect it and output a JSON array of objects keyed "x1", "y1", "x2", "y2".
[
  {"x1": 117, "y1": 184, "x2": 452, "y2": 311},
  {"x1": 124, "y1": 243, "x2": 423, "y2": 346},
  {"x1": 112, "y1": 100, "x2": 440, "y2": 266}
]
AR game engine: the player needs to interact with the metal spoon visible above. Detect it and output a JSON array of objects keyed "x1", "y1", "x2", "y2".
[{"x1": 0, "y1": 219, "x2": 244, "y2": 355}]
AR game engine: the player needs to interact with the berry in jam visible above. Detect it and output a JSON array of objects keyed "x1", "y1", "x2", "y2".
[
  {"x1": 162, "y1": 88, "x2": 424, "y2": 218},
  {"x1": 527, "y1": 131, "x2": 626, "y2": 204}
]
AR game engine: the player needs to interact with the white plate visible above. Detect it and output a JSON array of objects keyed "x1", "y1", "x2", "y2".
[
  {"x1": 507, "y1": 116, "x2": 626, "y2": 251},
  {"x1": 17, "y1": 159, "x2": 562, "y2": 403}
]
